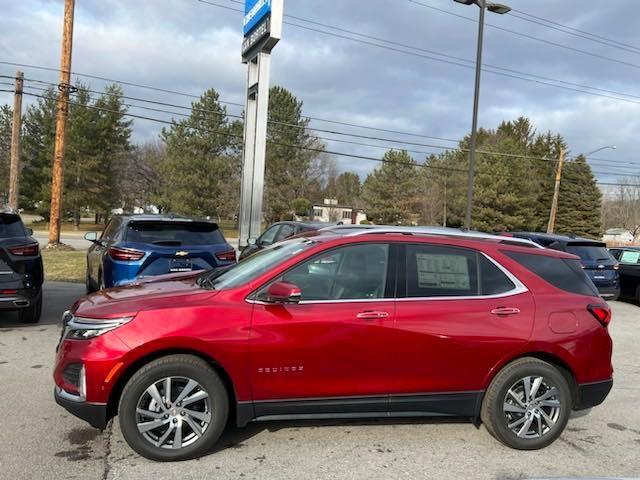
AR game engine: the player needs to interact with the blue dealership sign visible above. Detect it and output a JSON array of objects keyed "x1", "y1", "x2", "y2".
[{"x1": 244, "y1": 0, "x2": 272, "y2": 36}]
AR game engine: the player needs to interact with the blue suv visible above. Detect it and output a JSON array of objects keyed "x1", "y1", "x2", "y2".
[
  {"x1": 84, "y1": 215, "x2": 236, "y2": 291},
  {"x1": 508, "y1": 232, "x2": 620, "y2": 300}
]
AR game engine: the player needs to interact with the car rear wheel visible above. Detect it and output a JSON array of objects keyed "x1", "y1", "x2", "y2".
[
  {"x1": 118, "y1": 354, "x2": 229, "y2": 461},
  {"x1": 85, "y1": 270, "x2": 95, "y2": 294},
  {"x1": 481, "y1": 357, "x2": 571, "y2": 450},
  {"x1": 18, "y1": 292, "x2": 42, "y2": 324}
]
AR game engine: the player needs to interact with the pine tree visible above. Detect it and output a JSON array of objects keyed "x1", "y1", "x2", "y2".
[
  {"x1": 362, "y1": 150, "x2": 421, "y2": 224},
  {"x1": 556, "y1": 155, "x2": 602, "y2": 238},
  {"x1": 335, "y1": 172, "x2": 361, "y2": 207}
]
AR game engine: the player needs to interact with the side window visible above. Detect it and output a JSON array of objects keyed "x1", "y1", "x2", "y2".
[
  {"x1": 274, "y1": 224, "x2": 296, "y2": 243},
  {"x1": 258, "y1": 225, "x2": 280, "y2": 246},
  {"x1": 609, "y1": 249, "x2": 621, "y2": 260},
  {"x1": 406, "y1": 244, "x2": 478, "y2": 297},
  {"x1": 504, "y1": 251, "x2": 599, "y2": 297},
  {"x1": 100, "y1": 219, "x2": 118, "y2": 242},
  {"x1": 620, "y1": 250, "x2": 640, "y2": 265},
  {"x1": 265, "y1": 243, "x2": 390, "y2": 301},
  {"x1": 479, "y1": 255, "x2": 516, "y2": 295}
]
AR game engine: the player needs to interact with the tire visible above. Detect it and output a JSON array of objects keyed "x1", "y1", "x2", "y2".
[
  {"x1": 98, "y1": 271, "x2": 105, "y2": 291},
  {"x1": 85, "y1": 270, "x2": 95, "y2": 294},
  {"x1": 636, "y1": 285, "x2": 640, "y2": 305},
  {"x1": 18, "y1": 291, "x2": 42, "y2": 324},
  {"x1": 481, "y1": 357, "x2": 571, "y2": 450},
  {"x1": 118, "y1": 354, "x2": 229, "y2": 461}
]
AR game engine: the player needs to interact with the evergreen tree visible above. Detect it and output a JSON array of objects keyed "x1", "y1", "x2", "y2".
[
  {"x1": 335, "y1": 171, "x2": 361, "y2": 207},
  {"x1": 265, "y1": 86, "x2": 325, "y2": 222},
  {"x1": 556, "y1": 155, "x2": 602, "y2": 238},
  {"x1": 159, "y1": 88, "x2": 241, "y2": 219},
  {"x1": 362, "y1": 150, "x2": 421, "y2": 224},
  {"x1": 0, "y1": 105, "x2": 12, "y2": 202}
]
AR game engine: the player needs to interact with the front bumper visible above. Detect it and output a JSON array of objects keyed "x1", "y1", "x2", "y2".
[
  {"x1": 54, "y1": 387, "x2": 108, "y2": 429},
  {"x1": 574, "y1": 379, "x2": 613, "y2": 410}
]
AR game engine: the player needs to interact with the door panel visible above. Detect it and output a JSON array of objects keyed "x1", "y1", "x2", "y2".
[
  {"x1": 249, "y1": 242, "x2": 395, "y2": 401},
  {"x1": 250, "y1": 301, "x2": 395, "y2": 400}
]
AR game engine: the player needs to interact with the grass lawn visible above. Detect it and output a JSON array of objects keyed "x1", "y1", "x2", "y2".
[
  {"x1": 31, "y1": 223, "x2": 104, "y2": 233},
  {"x1": 42, "y1": 250, "x2": 86, "y2": 284}
]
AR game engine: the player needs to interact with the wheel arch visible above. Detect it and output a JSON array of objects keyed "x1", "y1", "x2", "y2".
[
  {"x1": 485, "y1": 351, "x2": 579, "y2": 408},
  {"x1": 106, "y1": 347, "x2": 239, "y2": 424}
]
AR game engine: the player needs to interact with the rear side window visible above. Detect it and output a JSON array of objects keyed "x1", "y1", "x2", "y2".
[
  {"x1": 126, "y1": 222, "x2": 225, "y2": 246},
  {"x1": 565, "y1": 244, "x2": 612, "y2": 262},
  {"x1": 0, "y1": 214, "x2": 27, "y2": 238},
  {"x1": 504, "y1": 251, "x2": 598, "y2": 296},
  {"x1": 479, "y1": 255, "x2": 516, "y2": 295}
]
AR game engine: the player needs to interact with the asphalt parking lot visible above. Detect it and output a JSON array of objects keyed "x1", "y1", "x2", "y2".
[{"x1": 1, "y1": 282, "x2": 639, "y2": 480}]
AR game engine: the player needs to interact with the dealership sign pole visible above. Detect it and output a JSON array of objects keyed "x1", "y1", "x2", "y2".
[{"x1": 238, "y1": 0, "x2": 284, "y2": 247}]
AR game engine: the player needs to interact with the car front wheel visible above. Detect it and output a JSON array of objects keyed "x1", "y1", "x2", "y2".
[
  {"x1": 118, "y1": 354, "x2": 229, "y2": 461},
  {"x1": 481, "y1": 357, "x2": 571, "y2": 450}
]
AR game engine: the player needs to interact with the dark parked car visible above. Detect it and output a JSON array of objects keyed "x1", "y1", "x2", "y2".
[
  {"x1": 508, "y1": 233, "x2": 619, "y2": 300},
  {"x1": 0, "y1": 207, "x2": 43, "y2": 323},
  {"x1": 84, "y1": 214, "x2": 236, "y2": 291},
  {"x1": 239, "y1": 221, "x2": 338, "y2": 260},
  {"x1": 608, "y1": 246, "x2": 640, "y2": 303}
]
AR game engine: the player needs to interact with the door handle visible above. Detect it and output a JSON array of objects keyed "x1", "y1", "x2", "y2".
[
  {"x1": 490, "y1": 307, "x2": 521, "y2": 316},
  {"x1": 356, "y1": 311, "x2": 389, "y2": 320}
]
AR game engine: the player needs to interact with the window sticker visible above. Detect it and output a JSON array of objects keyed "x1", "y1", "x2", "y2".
[
  {"x1": 415, "y1": 253, "x2": 470, "y2": 290},
  {"x1": 620, "y1": 251, "x2": 640, "y2": 264}
]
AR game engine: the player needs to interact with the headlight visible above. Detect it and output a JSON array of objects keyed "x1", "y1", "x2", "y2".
[{"x1": 64, "y1": 315, "x2": 134, "y2": 340}]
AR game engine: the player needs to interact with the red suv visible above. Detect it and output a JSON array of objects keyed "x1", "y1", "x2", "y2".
[{"x1": 54, "y1": 226, "x2": 613, "y2": 461}]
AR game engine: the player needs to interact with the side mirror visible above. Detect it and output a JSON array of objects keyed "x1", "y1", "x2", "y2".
[
  {"x1": 84, "y1": 231, "x2": 98, "y2": 242},
  {"x1": 26, "y1": 228, "x2": 33, "y2": 236},
  {"x1": 266, "y1": 281, "x2": 302, "y2": 304},
  {"x1": 247, "y1": 237, "x2": 257, "y2": 246}
]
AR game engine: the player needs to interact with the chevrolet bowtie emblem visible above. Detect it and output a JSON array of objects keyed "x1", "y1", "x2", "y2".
[{"x1": 175, "y1": 251, "x2": 189, "y2": 257}]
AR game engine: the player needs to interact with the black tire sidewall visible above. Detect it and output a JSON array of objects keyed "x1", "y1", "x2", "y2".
[
  {"x1": 118, "y1": 358, "x2": 229, "y2": 461},
  {"x1": 487, "y1": 361, "x2": 570, "y2": 450},
  {"x1": 19, "y1": 291, "x2": 42, "y2": 324}
]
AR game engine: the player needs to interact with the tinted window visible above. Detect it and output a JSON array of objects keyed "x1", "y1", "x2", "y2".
[
  {"x1": 100, "y1": 218, "x2": 119, "y2": 241},
  {"x1": 566, "y1": 244, "x2": 612, "y2": 262},
  {"x1": 406, "y1": 244, "x2": 478, "y2": 297},
  {"x1": 479, "y1": 255, "x2": 516, "y2": 295},
  {"x1": 609, "y1": 249, "x2": 622, "y2": 260},
  {"x1": 275, "y1": 243, "x2": 389, "y2": 301},
  {"x1": 504, "y1": 251, "x2": 598, "y2": 296},
  {"x1": 126, "y1": 222, "x2": 224, "y2": 245},
  {"x1": 274, "y1": 224, "x2": 296, "y2": 242},
  {"x1": 0, "y1": 214, "x2": 27, "y2": 238}
]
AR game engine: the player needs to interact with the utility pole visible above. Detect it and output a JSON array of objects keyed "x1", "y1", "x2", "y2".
[
  {"x1": 8, "y1": 71, "x2": 23, "y2": 210},
  {"x1": 547, "y1": 148, "x2": 566, "y2": 234},
  {"x1": 48, "y1": 0, "x2": 75, "y2": 247}
]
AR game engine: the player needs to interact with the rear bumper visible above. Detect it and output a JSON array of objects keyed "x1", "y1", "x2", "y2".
[
  {"x1": 0, "y1": 288, "x2": 38, "y2": 310},
  {"x1": 574, "y1": 379, "x2": 613, "y2": 410},
  {"x1": 54, "y1": 387, "x2": 108, "y2": 430}
]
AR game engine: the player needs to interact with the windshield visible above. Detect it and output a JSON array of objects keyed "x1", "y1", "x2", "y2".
[
  {"x1": 566, "y1": 245, "x2": 612, "y2": 262},
  {"x1": 199, "y1": 237, "x2": 315, "y2": 290}
]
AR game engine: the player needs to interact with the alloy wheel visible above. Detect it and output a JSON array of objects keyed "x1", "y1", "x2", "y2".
[
  {"x1": 502, "y1": 375, "x2": 562, "y2": 439},
  {"x1": 135, "y1": 376, "x2": 212, "y2": 450}
]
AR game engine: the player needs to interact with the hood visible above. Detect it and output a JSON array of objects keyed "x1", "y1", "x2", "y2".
[{"x1": 72, "y1": 272, "x2": 217, "y2": 319}]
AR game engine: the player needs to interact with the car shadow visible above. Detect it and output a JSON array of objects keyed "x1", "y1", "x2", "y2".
[{"x1": 208, "y1": 416, "x2": 475, "y2": 455}]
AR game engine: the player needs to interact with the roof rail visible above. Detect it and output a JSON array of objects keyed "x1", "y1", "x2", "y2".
[{"x1": 323, "y1": 225, "x2": 544, "y2": 249}]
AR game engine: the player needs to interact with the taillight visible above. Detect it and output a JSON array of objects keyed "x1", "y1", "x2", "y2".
[
  {"x1": 215, "y1": 250, "x2": 236, "y2": 262},
  {"x1": 588, "y1": 303, "x2": 611, "y2": 327},
  {"x1": 8, "y1": 243, "x2": 39, "y2": 256},
  {"x1": 0, "y1": 289, "x2": 18, "y2": 295},
  {"x1": 108, "y1": 247, "x2": 145, "y2": 261}
]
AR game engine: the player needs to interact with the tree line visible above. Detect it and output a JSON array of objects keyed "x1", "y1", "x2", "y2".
[{"x1": 0, "y1": 84, "x2": 607, "y2": 237}]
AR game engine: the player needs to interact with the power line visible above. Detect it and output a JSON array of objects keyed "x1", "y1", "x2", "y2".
[
  {"x1": 194, "y1": 2, "x2": 640, "y2": 107},
  {"x1": 406, "y1": 0, "x2": 640, "y2": 72},
  {"x1": 511, "y1": 7, "x2": 640, "y2": 54},
  {"x1": 19, "y1": 78, "x2": 640, "y2": 171}
]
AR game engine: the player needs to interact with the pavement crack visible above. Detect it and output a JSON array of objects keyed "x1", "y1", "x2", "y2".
[{"x1": 101, "y1": 421, "x2": 114, "y2": 480}]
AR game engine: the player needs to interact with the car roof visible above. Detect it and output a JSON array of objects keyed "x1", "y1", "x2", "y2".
[
  {"x1": 511, "y1": 231, "x2": 603, "y2": 245},
  {"x1": 274, "y1": 221, "x2": 341, "y2": 228},
  {"x1": 118, "y1": 214, "x2": 217, "y2": 224},
  {"x1": 0, "y1": 206, "x2": 20, "y2": 216},
  {"x1": 612, "y1": 246, "x2": 640, "y2": 251}
]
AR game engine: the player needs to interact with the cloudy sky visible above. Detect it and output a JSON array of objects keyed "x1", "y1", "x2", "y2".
[{"x1": 1, "y1": 0, "x2": 639, "y2": 184}]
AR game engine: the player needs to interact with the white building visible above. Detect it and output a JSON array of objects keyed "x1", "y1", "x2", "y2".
[
  {"x1": 310, "y1": 199, "x2": 367, "y2": 225},
  {"x1": 603, "y1": 228, "x2": 635, "y2": 245}
]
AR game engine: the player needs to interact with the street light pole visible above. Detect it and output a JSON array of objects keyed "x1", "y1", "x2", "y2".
[
  {"x1": 464, "y1": 0, "x2": 486, "y2": 230},
  {"x1": 585, "y1": 145, "x2": 616, "y2": 157},
  {"x1": 455, "y1": 0, "x2": 510, "y2": 230}
]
